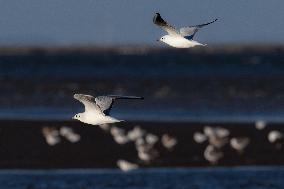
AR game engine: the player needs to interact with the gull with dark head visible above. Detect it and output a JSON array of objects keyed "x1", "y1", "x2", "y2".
[
  {"x1": 73, "y1": 94, "x2": 144, "y2": 125},
  {"x1": 153, "y1": 13, "x2": 217, "y2": 48}
]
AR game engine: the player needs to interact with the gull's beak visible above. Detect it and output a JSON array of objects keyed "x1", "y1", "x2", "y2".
[
  {"x1": 156, "y1": 39, "x2": 160, "y2": 42},
  {"x1": 72, "y1": 116, "x2": 76, "y2": 120}
]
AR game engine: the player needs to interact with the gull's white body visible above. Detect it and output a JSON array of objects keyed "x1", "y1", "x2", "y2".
[
  {"x1": 78, "y1": 111, "x2": 121, "y2": 125},
  {"x1": 73, "y1": 94, "x2": 143, "y2": 126},
  {"x1": 160, "y1": 35, "x2": 206, "y2": 48}
]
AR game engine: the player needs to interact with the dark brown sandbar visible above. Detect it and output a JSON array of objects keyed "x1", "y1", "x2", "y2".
[{"x1": 0, "y1": 120, "x2": 283, "y2": 169}]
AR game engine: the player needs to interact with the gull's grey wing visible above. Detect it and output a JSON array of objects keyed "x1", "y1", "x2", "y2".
[
  {"x1": 180, "y1": 18, "x2": 218, "y2": 40},
  {"x1": 74, "y1": 94, "x2": 102, "y2": 114},
  {"x1": 153, "y1": 13, "x2": 179, "y2": 36},
  {"x1": 95, "y1": 95, "x2": 144, "y2": 115}
]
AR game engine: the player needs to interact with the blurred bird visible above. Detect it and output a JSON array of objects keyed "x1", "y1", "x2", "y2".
[
  {"x1": 145, "y1": 133, "x2": 159, "y2": 146},
  {"x1": 117, "y1": 159, "x2": 139, "y2": 172},
  {"x1": 268, "y1": 130, "x2": 283, "y2": 143},
  {"x1": 59, "y1": 126, "x2": 81, "y2": 143},
  {"x1": 203, "y1": 126, "x2": 230, "y2": 138},
  {"x1": 73, "y1": 94, "x2": 143, "y2": 125},
  {"x1": 127, "y1": 126, "x2": 146, "y2": 141},
  {"x1": 42, "y1": 127, "x2": 61, "y2": 146},
  {"x1": 230, "y1": 137, "x2": 250, "y2": 154},
  {"x1": 153, "y1": 12, "x2": 217, "y2": 48},
  {"x1": 193, "y1": 131, "x2": 207, "y2": 144},
  {"x1": 137, "y1": 145, "x2": 159, "y2": 162},
  {"x1": 255, "y1": 120, "x2": 267, "y2": 130},
  {"x1": 110, "y1": 126, "x2": 129, "y2": 145},
  {"x1": 203, "y1": 126, "x2": 229, "y2": 148},
  {"x1": 110, "y1": 126, "x2": 125, "y2": 136},
  {"x1": 161, "y1": 134, "x2": 178, "y2": 150},
  {"x1": 268, "y1": 130, "x2": 284, "y2": 149},
  {"x1": 204, "y1": 145, "x2": 224, "y2": 165}
]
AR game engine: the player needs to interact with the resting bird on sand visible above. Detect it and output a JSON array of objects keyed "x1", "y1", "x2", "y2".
[
  {"x1": 153, "y1": 12, "x2": 217, "y2": 48},
  {"x1": 73, "y1": 94, "x2": 143, "y2": 125}
]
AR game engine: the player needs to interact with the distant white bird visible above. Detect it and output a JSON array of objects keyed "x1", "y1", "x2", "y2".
[
  {"x1": 135, "y1": 137, "x2": 146, "y2": 147},
  {"x1": 193, "y1": 131, "x2": 207, "y2": 144},
  {"x1": 203, "y1": 126, "x2": 230, "y2": 139},
  {"x1": 113, "y1": 134, "x2": 130, "y2": 145},
  {"x1": 145, "y1": 133, "x2": 159, "y2": 145},
  {"x1": 110, "y1": 126, "x2": 130, "y2": 145},
  {"x1": 268, "y1": 130, "x2": 284, "y2": 149},
  {"x1": 161, "y1": 134, "x2": 178, "y2": 150},
  {"x1": 255, "y1": 120, "x2": 267, "y2": 130},
  {"x1": 42, "y1": 127, "x2": 61, "y2": 146},
  {"x1": 73, "y1": 94, "x2": 143, "y2": 125},
  {"x1": 268, "y1": 130, "x2": 283, "y2": 143},
  {"x1": 204, "y1": 145, "x2": 223, "y2": 165},
  {"x1": 137, "y1": 146, "x2": 159, "y2": 162},
  {"x1": 203, "y1": 126, "x2": 229, "y2": 148},
  {"x1": 134, "y1": 136, "x2": 159, "y2": 162},
  {"x1": 153, "y1": 13, "x2": 217, "y2": 48},
  {"x1": 127, "y1": 126, "x2": 146, "y2": 141},
  {"x1": 230, "y1": 137, "x2": 250, "y2": 153},
  {"x1": 209, "y1": 137, "x2": 228, "y2": 148},
  {"x1": 59, "y1": 126, "x2": 81, "y2": 143},
  {"x1": 110, "y1": 126, "x2": 125, "y2": 136},
  {"x1": 117, "y1": 159, "x2": 139, "y2": 172}
]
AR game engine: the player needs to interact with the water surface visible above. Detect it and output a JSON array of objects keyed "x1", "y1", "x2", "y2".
[{"x1": 0, "y1": 167, "x2": 283, "y2": 189}]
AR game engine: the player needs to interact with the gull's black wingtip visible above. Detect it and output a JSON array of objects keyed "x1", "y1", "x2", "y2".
[{"x1": 153, "y1": 13, "x2": 160, "y2": 24}]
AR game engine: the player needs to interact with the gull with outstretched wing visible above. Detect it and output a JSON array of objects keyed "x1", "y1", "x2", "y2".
[
  {"x1": 73, "y1": 94, "x2": 144, "y2": 125},
  {"x1": 153, "y1": 13, "x2": 217, "y2": 48}
]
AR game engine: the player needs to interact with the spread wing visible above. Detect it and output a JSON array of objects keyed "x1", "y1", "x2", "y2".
[
  {"x1": 153, "y1": 13, "x2": 179, "y2": 36},
  {"x1": 95, "y1": 95, "x2": 144, "y2": 115},
  {"x1": 180, "y1": 18, "x2": 218, "y2": 40},
  {"x1": 74, "y1": 94, "x2": 102, "y2": 114}
]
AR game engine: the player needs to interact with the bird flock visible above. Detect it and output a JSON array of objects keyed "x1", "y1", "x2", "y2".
[
  {"x1": 42, "y1": 126, "x2": 81, "y2": 146},
  {"x1": 191, "y1": 121, "x2": 284, "y2": 166},
  {"x1": 39, "y1": 119, "x2": 284, "y2": 171},
  {"x1": 109, "y1": 124, "x2": 178, "y2": 171},
  {"x1": 15, "y1": 12, "x2": 278, "y2": 171}
]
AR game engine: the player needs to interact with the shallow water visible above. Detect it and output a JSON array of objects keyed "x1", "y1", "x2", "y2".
[
  {"x1": 1, "y1": 49, "x2": 284, "y2": 123},
  {"x1": 0, "y1": 167, "x2": 283, "y2": 189}
]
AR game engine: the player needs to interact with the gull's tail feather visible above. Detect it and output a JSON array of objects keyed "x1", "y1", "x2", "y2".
[{"x1": 194, "y1": 41, "x2": 207, "y2": 47}]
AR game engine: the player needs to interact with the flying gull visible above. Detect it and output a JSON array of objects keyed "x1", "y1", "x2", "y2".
[
  {"x1": 73, "y1": 94, "x2": 143, "y2": 125},
  {"x1": 153, "y1": 13, "x2": 217, "y2": 48}
]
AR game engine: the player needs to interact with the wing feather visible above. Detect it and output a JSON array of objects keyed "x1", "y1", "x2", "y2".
[
  {"x1": 153, "y1": 13, "x2": 179, "y2": 36},
  {"x1": 95, "y1": 95, "x2": 144, "y2": 115},
  {"x1": 180, "y1": 18, "x2": 218, "y2": 40},
  {"x1": 74, "y1": 94, "x2": 103, "y2": 114}
]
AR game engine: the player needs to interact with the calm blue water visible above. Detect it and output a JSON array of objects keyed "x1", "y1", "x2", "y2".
[{"x1": 0, "y1": 167, "x2": 283, "y2": 189}]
